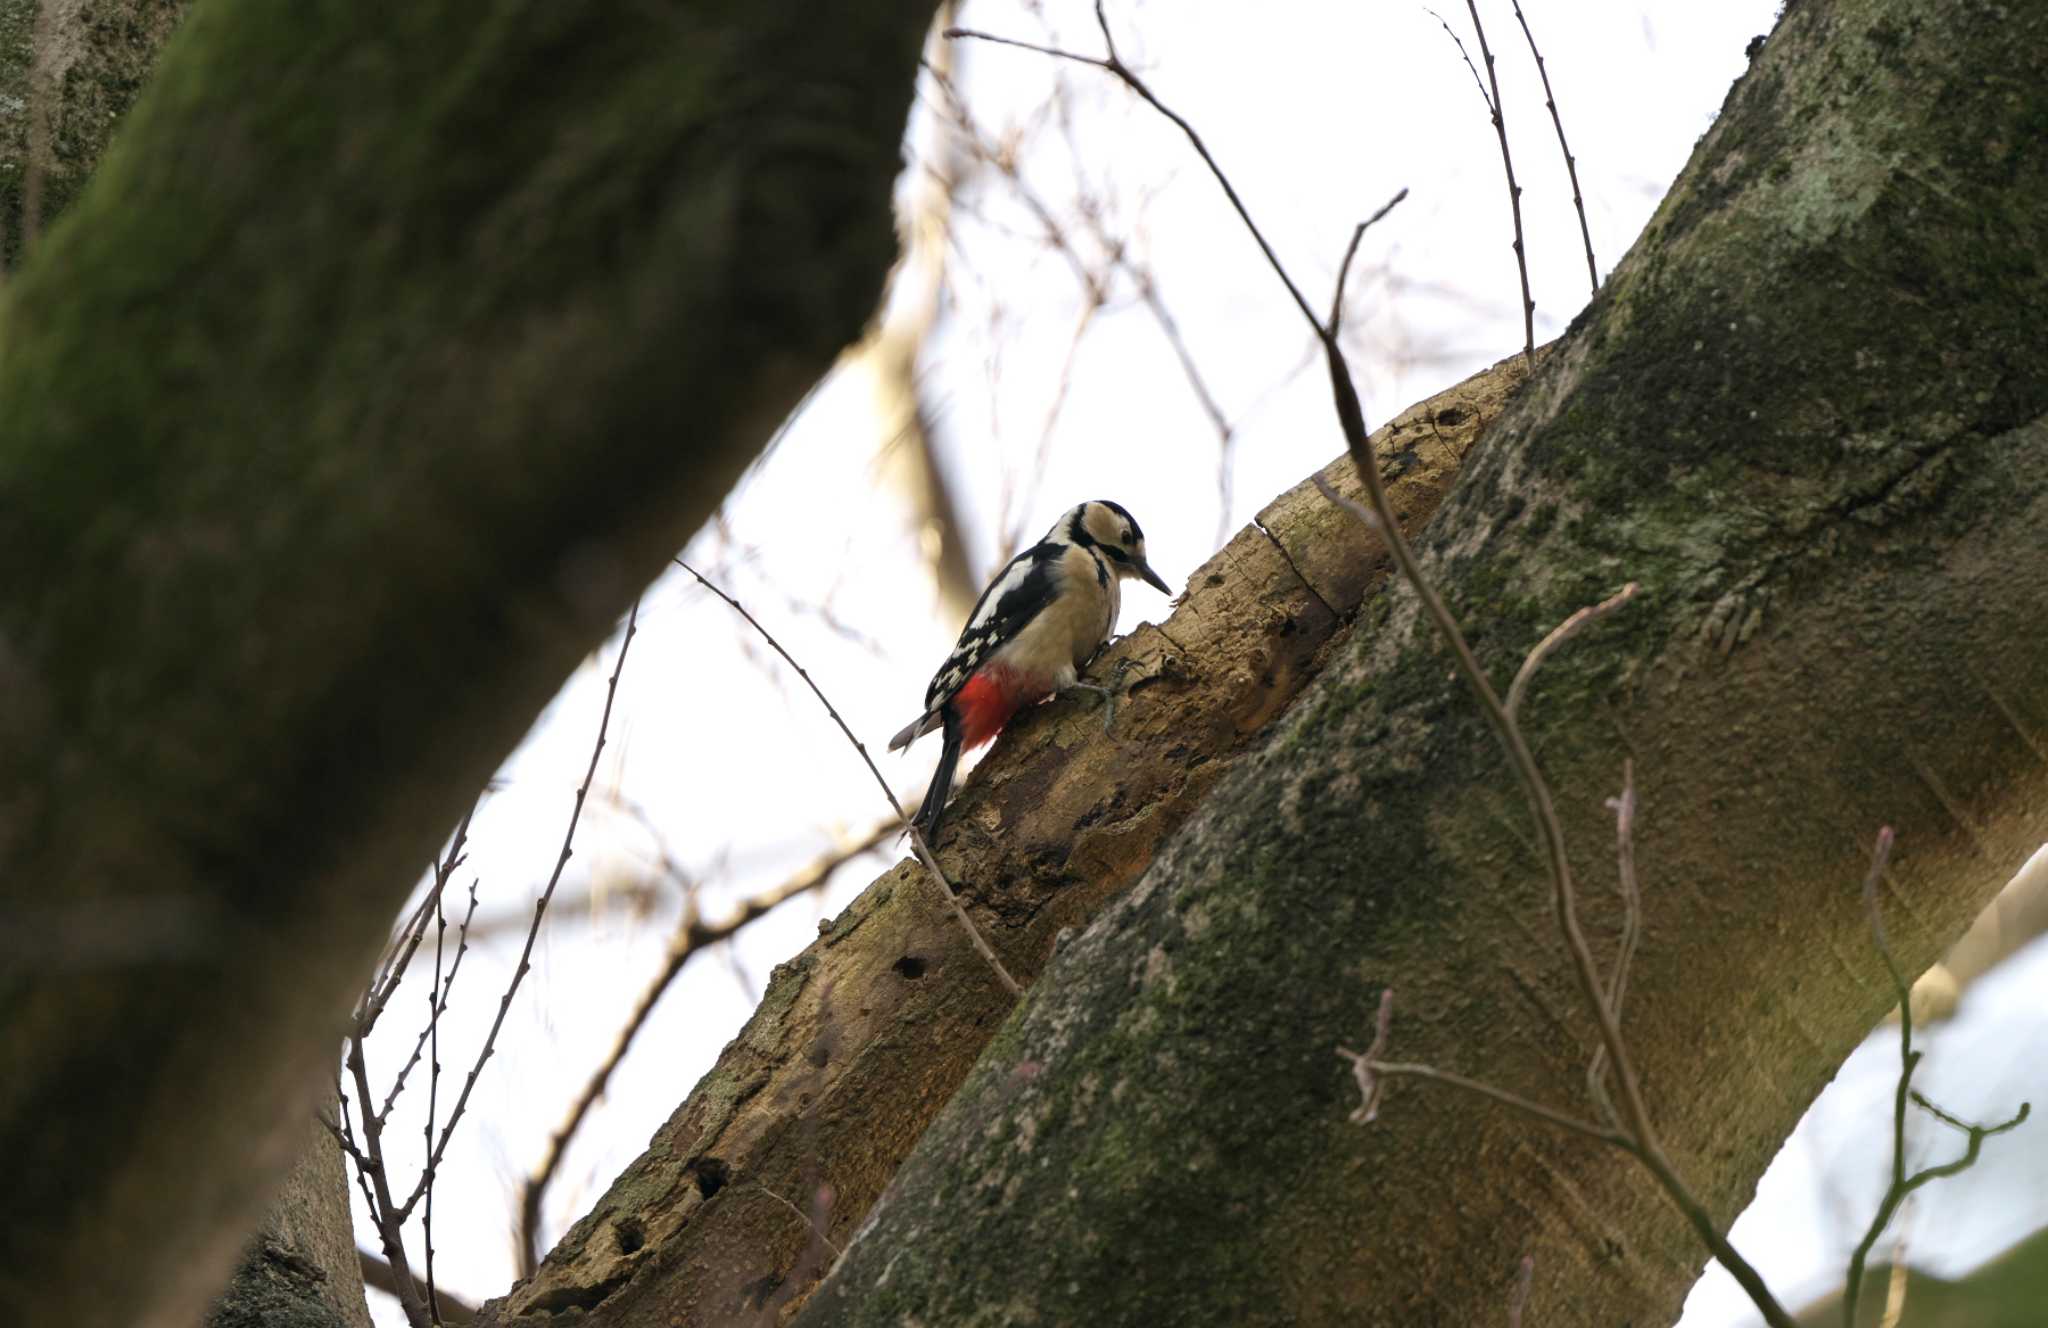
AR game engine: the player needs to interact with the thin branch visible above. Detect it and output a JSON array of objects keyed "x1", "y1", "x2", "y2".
[
  {"x1": 1366, "y1": 1058, "x2": 1627, "y2": 1147},
  {"x1": 1508, "y1": 1253, "x2": 1534, "y2": 1328},
  {"x1": 1328, "y1": 188, "x2": 1413, "y2": 337},
  {"x1": 1462, "y1": 0, "x2": 1537, "y2": 363},
  {"x1": 1587, "y1": 761, "x2": 1640, "y2": 1120},
  {"x1": 360, "y1": 1248, "x2": 476, "y2": 1325},
  {"x1": 397, "y1": 599, "x2": 640, "y2": 1224},
  {"x1": 760, "y1": 1183, "x2": 845, "y2": 1258},
  {"x1": 1603, "y1": 762, "x2": 1641, "y2": 1017},
  {"x1": 1335, "y1": 988, "x2": 1395, "y2": 1123},
  {"x1": 1505, "y1": 584, "x2": 1640, "y2": 721},
  {"x1": 359, "y1": 812, "x2": 474, "y2": 1041},
  {"x1": 517, "y1": 820, "x2": 892, "y2": 1275},
  {"x1": 423, "y1": 880, "x2": 447, "y2": 1322},
  {"x1": 378, "y1": 879, "x2": 480, "y2": 1124},
  {"x1": 1420, "y1": 6, "x2": 1495, "y2": 111},
  {"x1": 1509, "y1": 0, "x2": 1598, "y2": 293},
  {"x1": 946, "y1": 8, "x2": 1324, "y2": 333},
  {"x1": 676, "y1": 559, "x2": 1022, "y2": 997},
  {"x1": 1843, "y1": 826, "x2": 2030, "y2": 1328},
  {"x1": 346, "y1": 1035, "x2": 430, "y2": 1326}
]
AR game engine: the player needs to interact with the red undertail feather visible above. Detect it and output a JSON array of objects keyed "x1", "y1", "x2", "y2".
[{"x1": 954, "y1": 666, "x2": 1050, "y2": 749}]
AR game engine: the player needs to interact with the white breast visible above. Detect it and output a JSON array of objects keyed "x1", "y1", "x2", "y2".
[{"x1": 988, "y1": 544, "x2": 1115, "y2": 690}]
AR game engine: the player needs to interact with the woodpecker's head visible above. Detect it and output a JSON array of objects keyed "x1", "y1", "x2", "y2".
[{"x1": 1059, "y1": 500, "x2": 1173, "y2": 595}]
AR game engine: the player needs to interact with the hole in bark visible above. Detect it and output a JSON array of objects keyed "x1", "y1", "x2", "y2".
[
  {"x1": 892, "y1": 955, "x2": 927, "y2": 980},
  {"x1": 613, "y1": 1217, "x2": 645, "y2": 1255},
  {"x1": 690, "y1": 1156, "x2": 730, "y2": 1199},
  {"x1": 1435, "y1": 407, "x2": 1466, "y2": 425}
]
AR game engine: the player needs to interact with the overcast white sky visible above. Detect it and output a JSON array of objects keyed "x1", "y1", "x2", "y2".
[{"x1": 350, "y1": 4, "x2": 2047, "y2": 1323}]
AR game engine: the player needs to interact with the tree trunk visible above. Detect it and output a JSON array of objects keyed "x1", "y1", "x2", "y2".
[
  {"x1": 0, "y1": 3, "x2": 935, "y2": 1327},
  {"x1": 485, "y1": 358, "x2": 1529, "y2": 1325},
  {"x1": 206, "y1": 1090, "x2": 375, "y2": 1328},
  {"x1": 791, "y1": 0, "x2": 2048, "y2": 1324}
]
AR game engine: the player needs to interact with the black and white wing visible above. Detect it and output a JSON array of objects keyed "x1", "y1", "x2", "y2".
[
  {"x1": 923, "y1": 542, "x2": 1063, "y2": 709},
  {"x1": 886, "y1": 543, "x2": 1063, "y2": 751}
]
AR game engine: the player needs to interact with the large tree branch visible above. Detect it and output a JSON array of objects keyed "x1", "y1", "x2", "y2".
[
  {"x1": 0, "y1": 3, "x2": 937, "y2": 1326},
  {"x1": 483, "y1": 357, "x2": 1529, "y2": 1324},
  {"x1": 795, "y1": 1, "x2": 2048, "y2": 1323}
]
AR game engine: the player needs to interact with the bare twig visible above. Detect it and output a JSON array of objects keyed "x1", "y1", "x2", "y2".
[
  {"x1": 347, "y1": 1035, "x2": 430, "y2": 1326},
  {"x1": 359, "y1": 812, "x2": 474, "y2": 1041},
  {"x1": 1335, "y1": 988, "x2": 1395, "y2": 1123},
  {"x1": 1344, "y1": 990, "x2": 1623, "y2": 1144},
  {"x1": 947, "y1": 7, "x2": 1324, "y2": 334},
  {"x1": 1509, "y1": 0, "x2": 1598, "y2": 293},
  {"x1": 1587, "y1": 761, "x2": 1640, "y2": 1121},
  {"x1": 760, "y1": 1183, "x2": 845, "y2": 1258},
  {"x1": 1421, "y1": 3, "x2": 1535, "y2": 360},
  {"x1": 1602, "y1": 763, "x2": 1641, "y2": 1017},
  {"x1": 1508, "y1": 1253, "x2": 1535, "y2": 1328},
  {"x1": 1461, "y1": 0, "x2": 1537, "y2": 363},
  {"x1": 676, "y1": 559, "x2": 1022, "y2": 997},
  {"x1": 1367, "y1": 1058, "x2": 1626, "y2": 1147},
  {"x1": 1328, "y1": 189, "x2": 1413, "y2": 337},
  {"x1": 360, "y1": 1248, "x2": 476, "y2": 1325},
  {"x1": 1421, "y1": 6, "x2": 1496, "y2": 110},
  {"x1": 423, "y1": 881, "x2": 448, "y2": 1322},
  {"x1": 517, "y1": 820, "x2": 892, "y2": 1275},
  {"x1": 1505, "y1": 584, "x2": 1640, "y2": 721},
  {"x1": 1843, "y1": 826, "x2": 2031, "y2": 1328},
  {"x1": 378, "y1": 879, "x2": 480, "y2": 1124},
  {"x1": 396, "y1": 600, "x2": 640, "y2": 1224}
]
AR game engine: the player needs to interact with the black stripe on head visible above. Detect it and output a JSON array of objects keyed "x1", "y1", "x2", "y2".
[{"x1": 1066, "y1": 504, "x2": 1097, "y2": 547}]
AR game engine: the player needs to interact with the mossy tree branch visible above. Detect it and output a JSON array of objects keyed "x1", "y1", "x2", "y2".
[{"x1": 0, "y1": 3, "x2": 936, "y2": 1326}]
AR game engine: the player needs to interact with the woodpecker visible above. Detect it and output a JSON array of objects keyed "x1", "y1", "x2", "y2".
[{"x1": 889, "y1": 499, "x2": 1174, "y2": 843}]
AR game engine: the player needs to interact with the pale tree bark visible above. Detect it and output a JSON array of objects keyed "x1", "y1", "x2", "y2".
[
  {"x1": 485, "y1": 357, "x2": 1529, "y2": 1324},
  {"x1": 0, "y1": 4, "x2": 936, "y2": 1328},
  {"x1": 779, "y1": 0, "x2": 2047, "y2": 1324}
]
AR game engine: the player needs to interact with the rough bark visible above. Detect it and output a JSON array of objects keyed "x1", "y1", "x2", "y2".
[
  {"x1": 796, "y1": 1, "x2": 2048, "y2": 1324},
  {"x1": 0, "y1": 0, "x2": 186, "y2": 268},
  {"x1": 207, "y1": 1092, "x2": 375, "y2": 1328},
  {"x1": 483, "y1": 358, "x2": 1529, "y2": 1325},
  {"x1": 0, "y1": 3, "x2": 935, "y2": 1326}
]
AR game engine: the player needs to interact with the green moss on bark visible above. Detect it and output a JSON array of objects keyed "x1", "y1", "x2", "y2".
[{"x1": 0, "y1": 3, "x2": 935, "y2": 1327}]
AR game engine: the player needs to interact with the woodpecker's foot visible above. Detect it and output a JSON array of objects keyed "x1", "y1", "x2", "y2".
[{"x1": 1069, "y1": 681, "x2": 1119, "y2": 735}]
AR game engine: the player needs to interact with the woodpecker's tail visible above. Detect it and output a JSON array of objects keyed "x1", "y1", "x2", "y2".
[
  {"x1": 888, "y1": 709, "x2": 940, "y2": 752},
  {"x1": 911, "y1": 716, "x2": 964, "y2": 843}
]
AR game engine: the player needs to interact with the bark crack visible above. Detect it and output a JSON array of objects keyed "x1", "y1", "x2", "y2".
[{"x1": 1250, "y1": 516, "x2": 1336, "y2": 618}]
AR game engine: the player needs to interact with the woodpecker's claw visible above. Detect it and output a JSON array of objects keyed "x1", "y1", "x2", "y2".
[{"x1": 1069, "y1": 681, "x2": 1119, "y2": 736}]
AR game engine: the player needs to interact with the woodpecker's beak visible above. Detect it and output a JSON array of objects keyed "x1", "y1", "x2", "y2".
[{"x1": 1137, "y1": 559, "x2": 1173, "y2": 596}]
